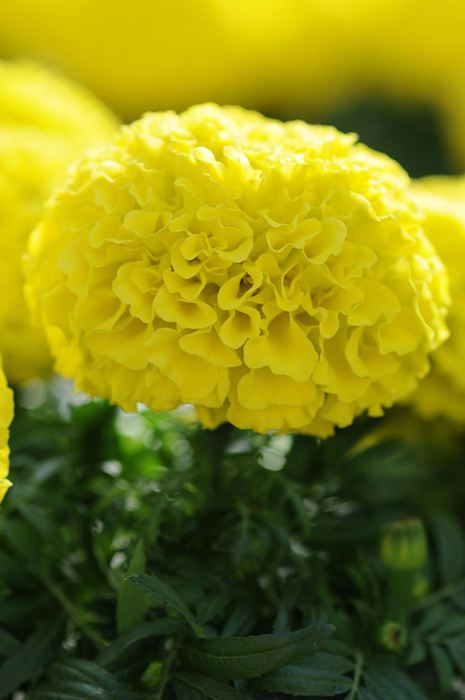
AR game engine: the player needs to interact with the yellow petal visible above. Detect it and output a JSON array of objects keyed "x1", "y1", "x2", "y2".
[
  {"x1": 180, "y1": 329, "x2": 241, "y2": 367},
  {"x1": 244, "y1": 313, "x2": 317, "y2": 381}
]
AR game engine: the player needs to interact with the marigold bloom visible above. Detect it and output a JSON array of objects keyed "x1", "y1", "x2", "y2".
[
  {"x1": 0, "y1": 360, "x2": 13, "y2": 502},
  {"x1": 0, "y1": 60, "x2": 117, "y2": 383},
  {"x1": 27, "y1": 105, "x2": 449, "y2": 436},
  {"x1": 410, "y1": 177, "x2": 465, "y2": 423}
]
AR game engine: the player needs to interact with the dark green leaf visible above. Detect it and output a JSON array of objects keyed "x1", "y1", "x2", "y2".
[
  {"x1": 365, "y1": 663, "x2": 427, "y2": 700},
  {"x1": 431, "y1": 514, "x2": 465, "y2": 584},
  {"x1": 253, "y1": 656, "x2": 352, "y2": 696},
  {"x1": 406, "y1": 641, "x2": 427, "y2": 666},
  {"x1": 30, "y1": 658, "x2": 139, "y2": 700},
  {"x1": 183, "y1": 623, "x2": 333, "y2": 680},
  {"x1": 196, "y1": 592, "x2": 230, "y2": 626},
  {"x1": 447, "y1": 639, "x2": 465, "y2": 675},
  {"x1": 117, "y1": 540, "x2": 147, "y2": 634},
  {"x1": 0, "y1": 629, "x2": 20, "y2": 656},
  {"x1": 0, "y1": 617, "x2": 64, "y2": 699},
  {"x1": 430, "y1": 643, "x2": 454, "y2": 689},
  {"x1": 98, "y1": 619, "x2": 186, "y2": 668},
  {"x1": 174, "y1": 672, "x2": 247, "y2": 699},
  {"x1": 128, "y1": 573, "x2": 203, "y2": 636}
]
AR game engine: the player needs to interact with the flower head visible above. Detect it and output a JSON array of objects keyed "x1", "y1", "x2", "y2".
[
  {"x1": 410, "y1": 177, "x2": 465, "y2": 423},
  {"x1": 27, "y1": 105, "x2": 448, "y2": 436},
  {"x1": 0, "y1": 60, "x2": 117, "y2": 384},
  {"x1": 0, "y1": 360, "x2": 13, "y2": 502}
]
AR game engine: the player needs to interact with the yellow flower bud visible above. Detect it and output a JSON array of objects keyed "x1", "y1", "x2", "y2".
[{"x1": 27, "y1": 105, "x2": 449, "y2": 435}]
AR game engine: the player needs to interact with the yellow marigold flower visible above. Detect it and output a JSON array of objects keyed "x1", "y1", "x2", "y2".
[
  {"x1": 0, "y1": 60, "x2": 117, "y2": 384},
  {"x1": 0, "y1": 359, "x2": 13, "y2": 503},
  {"x1": 27, "y1": 105, "x2": 449, "y2": 436},
  {"x1": 410, "y1": 177, "x2": 465, "y2": 423}
]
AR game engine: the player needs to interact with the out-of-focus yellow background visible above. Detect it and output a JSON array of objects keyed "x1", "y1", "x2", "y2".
[{"x1": 1, "y1": 0, "x2": 465, "y2": 170}]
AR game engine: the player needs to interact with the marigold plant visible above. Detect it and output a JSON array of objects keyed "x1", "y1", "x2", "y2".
[
  {"x1": 27, "y1": 105, "x2": 449, "y2": 436},
  {"x1": 410, "y1": 177, "x2": 465, "y2": 423},
  {"x1": 0, "y1": 60, "x2": 117, "y2": 384}
]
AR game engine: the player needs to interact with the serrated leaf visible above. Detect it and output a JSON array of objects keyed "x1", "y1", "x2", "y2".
[
  {"x1": 174, "y1": 672, "x2": 247, "y2": 699},
  {"x1": 0, "y1": 617, "x2": 64, "y2": 699},
  {"x1": 183, "y1": 623, "x2": 333, "y2": 680},
  {"x1": 30, "y1": 658, "x2": 140, "y2": 700},
  {"x1": 252, "y1": 657, "x2": 352, "y2": 696},
  {"x1": 117, "y1": 541, "x2": 147, "y2": 635},
  {"x1": 128, "y1": 573, "x2": 204, "y2": 636},
  {"x1": 98, "y1": 618, "x2": 186, "y2": 668}
]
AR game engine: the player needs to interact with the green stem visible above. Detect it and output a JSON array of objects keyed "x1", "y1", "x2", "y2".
[
  {"x1": 43, "y1": 575, "x2": 108, "y2": 650},
  {"x1": 199, "y1": 423, "x2": 232, "y2": 496},
  {"x1": 157, "y1": 646, "x2": 177, "y2": 699},
  {"x1": 348, "y1": 651, "x2": 364, "y2": 700}
]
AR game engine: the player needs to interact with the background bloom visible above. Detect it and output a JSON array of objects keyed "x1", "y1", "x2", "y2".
[
  {"x1": 0, "y1": 60, "x2": 117, "y2": 384},
  {"x1": 0, "y1": 0, "x2": 359, "y2": 121},
  {"x1": 27, "y1": 104, "x2": 449, "y2": 436},
  {"x1": 0, "y1": 359, "x2": 13, "y2": 502},
  {"x1": 3, "y1": 0, "x2": 465, "y2": 170},
  {"x1": 410, "y1": 177, "x2": 465, "y2": 423}
]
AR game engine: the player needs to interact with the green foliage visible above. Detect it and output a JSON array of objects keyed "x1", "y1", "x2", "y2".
[{"x1": 2, "y1": 379, "x2": 465, "y2": 698}]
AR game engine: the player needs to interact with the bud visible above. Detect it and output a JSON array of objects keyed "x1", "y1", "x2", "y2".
[
  {"x1": 379, "y1": 621, "x2": 408, "y2": 651},
  {"x1": 381, "y1": 519, "x2": 428, "y2": 570},
  {"x1": 381, "y1": 518, "x2": 429, "y2": 620}
]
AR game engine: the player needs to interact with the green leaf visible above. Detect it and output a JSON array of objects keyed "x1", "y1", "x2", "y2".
[
  {"x1": 430, "y1": 643, "x2": 454, "y2": 689},
  {"x1": 0, "y1": 617, "x2": 64, "y2": 699},
  {"x1": 116, "y1": 540, "x2": 147, "y2": 635},
  {"x1": 252, "y1": 655, "x2": 352, "y2": 696},
  {"x1": 364, "y1": 663, "x2": 427, "y2": 700},
  {"x1": 0, "y1": 629, "x2": 20, "y2": 656},
  {"x1": 196, "y1": 592, "x2": 230, "y2": 626},
  {"x1": 406, "y1": 641, "x2": 427, "y2": 666},
  {"x1": 431, "y1": 514, "x2": 465, "y2": 584},
  {"x1": 447, "y1": 639, "x2": 465, "y2": 675},
  {"x1": 174, "y1": 672, "x2": 247, "y2": 699},
  {"x1": 30, "y1": 658, "x2": 139, "y2": 700},
  {"x1": 98, "y1": 619, "x2": 186, "y2": 668},
  {"x1": 183, "y1": 622, "x2": 333, "y2": 680},
  {"x1": 128, "y1": 573, "x2": 204, "y2": 637},
  {"x1": 221, "y1": 602, "x2": 256, "y2": 638},
  {"x1": 31, "y1": 682, "x2": 109, "y2": 699}
]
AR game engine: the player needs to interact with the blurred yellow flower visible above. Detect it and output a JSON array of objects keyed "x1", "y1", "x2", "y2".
[
  {"x1": 27, "y1": 105, "x2": 449, "y2": 436},
  {"x1": 0, "y1": 60, "x2": 117, "y2": 384},
  {"x1": 0, "y1": 0, "x2": 362, "y2": 120},
  {"x1": 410, "y1": 177, "x2": 465, "y2": 423},
  {"x1": 0, "y1": 360, "x2": 13, "y2": 503},
  {"x1": 2, "y1": 0, "x2": 465, "y2": 167}
]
